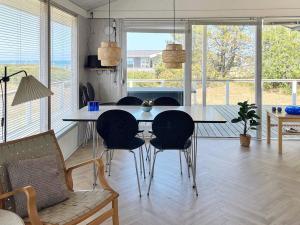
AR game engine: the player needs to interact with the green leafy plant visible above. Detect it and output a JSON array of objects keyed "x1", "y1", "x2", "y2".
[
  {"x1": 231, "y1": 101, "x2": 260, "y2": 136},
  {"x1": 141, "y1": 100, "x2": 153, "y2": 107}
]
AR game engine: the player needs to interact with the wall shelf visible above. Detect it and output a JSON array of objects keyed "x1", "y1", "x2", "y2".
[{"x1": 86, "y1": 67, "x2": 117, "y2": 72}]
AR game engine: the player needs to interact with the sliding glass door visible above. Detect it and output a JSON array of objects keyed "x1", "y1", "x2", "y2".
[
  {"x1": 191, "y1": 24, "x2": 256, "y2": 106},
  {"x1": 262, "y1": 21, "x2": 300, "y2": 106},
  {"x1": 126, "y1": 31, "x2": 185, "y2": 104}
]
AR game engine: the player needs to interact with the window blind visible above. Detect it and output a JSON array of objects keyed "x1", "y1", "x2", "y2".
[
  {"x1": 50, "y1": 6, "x2": 76, "y2": 133},
  {"x1": 0, "y1": 0, "x2": 42, "y2": 141}
]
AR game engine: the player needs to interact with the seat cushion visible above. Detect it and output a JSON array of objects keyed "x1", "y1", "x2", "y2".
[
  {"x1": 24, "y1": 190, "x2": 112, "y2": 225},
  {"x1": 7, "y1": 155, "x2": 70, "y2": 218},
  {"x1": 150, "y1": 138, "x2": 192, "y2": 150},
  {"x1": 104, "y1": 137, "x2": 145, "y2": 150}
]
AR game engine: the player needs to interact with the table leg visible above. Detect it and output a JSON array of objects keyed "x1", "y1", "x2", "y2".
[
  {"x1": 92, "y1": 122, "x2": 97, "y2": 188},
  {"x1": 192, "y1": 123, "x2": 198, "y2": 196},
  {"x1": 267, "y1": 113, "x2": 271, "y2": 144},
  {"x1": 278, "y1": 119, "x2": 283, "y2": 154}
]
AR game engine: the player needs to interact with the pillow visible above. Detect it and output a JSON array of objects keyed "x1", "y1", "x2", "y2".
[{"x1": 7, "y1": 155, "x2": 70, "y2": 218}]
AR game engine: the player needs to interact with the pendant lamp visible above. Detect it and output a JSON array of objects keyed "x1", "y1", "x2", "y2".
[
  {"x1": 98, "y1": 0, "x2": 121, "y2": 66},
  {"x1": 162, "y1": 0, "x2": 186, "y2": 69}
]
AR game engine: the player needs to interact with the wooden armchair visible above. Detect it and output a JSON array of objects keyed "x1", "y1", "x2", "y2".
[{"x1": 0, "y1": 130, "x2": 119, "y2": 225}]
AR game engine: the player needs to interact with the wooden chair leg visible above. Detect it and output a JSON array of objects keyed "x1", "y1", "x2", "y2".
[{"x1": 112, "y1": 198, "x2": 119, "y2": 225}]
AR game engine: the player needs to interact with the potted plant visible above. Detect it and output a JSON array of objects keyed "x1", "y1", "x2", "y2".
[
  {"x1": 231, "y1": 101, "x2": 260, "y2": 147},
  {"x1": 141, "y1": 100, "x2": 153, "y2": 112}
]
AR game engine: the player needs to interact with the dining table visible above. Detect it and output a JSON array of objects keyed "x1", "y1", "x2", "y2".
[{"x1": 63, "y1": 105, "x2": 227, "y2": 191}]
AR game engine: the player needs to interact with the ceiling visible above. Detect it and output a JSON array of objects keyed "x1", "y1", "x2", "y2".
[{"x1": 69, "y1": 0, "x2": 116, "y2": 11}]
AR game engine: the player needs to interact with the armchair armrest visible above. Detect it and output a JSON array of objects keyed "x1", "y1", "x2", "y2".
[
  {"x1": 0, "y1": 186, "x2": 42, "y2": 225},
  {"x1": 66, "y1": 158, "x2": 116, "y2": 194}
]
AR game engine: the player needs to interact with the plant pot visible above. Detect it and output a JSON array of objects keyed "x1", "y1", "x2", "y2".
[
  {"x1": 141, "y1": 106, "x2": 152, "y2": 112},
  {"x1": 240, "y1": 134, "x2": 251, "y2": 147}
]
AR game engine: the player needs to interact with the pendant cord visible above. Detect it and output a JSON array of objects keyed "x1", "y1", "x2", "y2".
[
  {"x1": 109, "y1": 0, "x2": 111, "y2": 42},
  {"x1": 173, "y1": 0, "x2": 175, "y2": 43}
]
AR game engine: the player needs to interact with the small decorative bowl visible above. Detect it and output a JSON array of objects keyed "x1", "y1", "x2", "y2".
[{"x1": 141, "y1": 106, "x2": 152, "y2": 112}]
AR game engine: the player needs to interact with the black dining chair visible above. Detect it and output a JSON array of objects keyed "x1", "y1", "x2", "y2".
[
  {"x1": 96, "y1": 110, "x2": 145, "y2": 196},
  {"x1": 86, "y1": 82, "x2": 96, "y2": 101},
  {"x1": 116, "y1": 96, "x2": 143, "y2": 106},
  {"x1": 117, "y1": 96, "x2": 145, "y2": 168},
  {"x1": 147, "y1": 110, "x2": 198, "y2": 196},
  {"x1": 153, "y1": 97, "x2": 180, "y2": 106},
  {"x1": 146, "y1": 97, "x2": 180, "y2": 164}
]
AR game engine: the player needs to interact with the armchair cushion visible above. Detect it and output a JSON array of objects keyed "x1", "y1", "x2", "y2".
[
  {"x1": 23, "y1": 190, "x2": 112, "y2": 225},
  {"x1": 7, "y1": 155, "x2": 69, "y2": 218}
]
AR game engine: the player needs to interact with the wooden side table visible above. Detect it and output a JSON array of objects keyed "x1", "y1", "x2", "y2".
[
  {"x1": 0, "y1": 209, "x2": 25, "y2": 225},
  {"x1": 267, "y1": 110, "x2": 300, "y2": 154}
]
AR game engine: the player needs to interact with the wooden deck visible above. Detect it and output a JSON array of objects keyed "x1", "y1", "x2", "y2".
[{"x1": 199, "y1": 105, "x2": 299, "y2": 138}]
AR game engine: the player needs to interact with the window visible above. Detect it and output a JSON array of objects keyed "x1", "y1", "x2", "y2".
[
  {"x1": 0, "y1": 1, "x2": 77, "y2": 141},
  {"x1": 0, "y1": 0, "x2": 42, "y2": 140},
  {"x1": 51, "y1": 6, "x2": 77, "y2": 133},
  {"x1": 127, "y1": 58, "x2": 134, "y2": 68}
]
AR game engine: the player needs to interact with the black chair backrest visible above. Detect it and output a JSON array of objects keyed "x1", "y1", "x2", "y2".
[
  {"x1": 96, "y1": 110, "x2": 139, "y2": 149},
  {"x1": 152, "y1": 110, "x2": 194, "y2": 149},
  {"x1": 153, "y1": 97, "x2": 180, "y2": 106},
  {"x1": 117, "y1": 96, "x2": 143, "y2": 106},
  {"x1": 86, "y1": 82, "x2": 95, "y2": 101},
  {"x1": 79, "y1": 84, "x2": 88, "y2": 108}
]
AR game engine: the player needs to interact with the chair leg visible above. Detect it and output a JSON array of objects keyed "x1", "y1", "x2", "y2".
[
  {"x1": 140, "y1": 147, "x2": 146, "y2": 179},
  {"x1": 184, "y1": 149, "x2": 191, "y2": 178},
  {"x1": 179, "y1": 150, "x2": 183, "y2": 175},
  {"x1": 129, "y1": 150, "x2": 142, "y2": 197},
  {"x1": 188, "y1": 151, "x2": 198, "y2": 196},
  {"x1": 112, "y1": 198, "x2": 119, "y2": 225},
  {"x1": 139, "y1": 148, "x2": 143, "y2": 175},
  {"x1": 105, "y1": 150, "x2": 109, "y2": 172},
  {"x1": 147, "y1": 150, "x2": 161, "y2": 195},
  {"x1": 108, "y1": 150, "x2": 112, "y2": 176},
  {"x1": 148, "y1": 145, "x2": 152, "y2": 174}
]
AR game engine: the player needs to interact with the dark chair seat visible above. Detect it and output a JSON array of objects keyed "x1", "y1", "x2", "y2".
[
  {"x1": 150, "y1": 138, "x2": 191, "y2": 150},
  {"x1": 104, "y1": 137, "x2": 145, "y2": 150}
]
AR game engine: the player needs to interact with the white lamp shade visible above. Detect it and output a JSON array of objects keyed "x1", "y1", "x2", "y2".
[{"x1": 11, "y1": 75, "x2": 53, "y2": 106}]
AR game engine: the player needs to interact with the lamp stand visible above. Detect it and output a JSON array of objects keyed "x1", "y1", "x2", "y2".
[
  {"x1": 1, "y1": 66, "x2": 28, "y2": 142},
  {"x1": 3, "y1": 66, "x2": 7, "y2": 142}
]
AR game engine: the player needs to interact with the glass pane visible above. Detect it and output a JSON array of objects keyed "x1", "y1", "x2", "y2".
[
  {"x1": 51, "y1": 6, "x2": 75, "y2": 133},
  {"x1": 192, "y1": 25, "x2": 203, "y2": 105},
  {"x1": 262, "y1": 25, "x2": 300, "y2": 106},
  {"x1": 206, "y1": 25, "x2": 256, "y2": 105},
  {"x1": 127, "y1": 32, "x2": 184, "y2": 105},
  {"x1": 0, "y1": 1, "x2": 41, "y2": 141}
]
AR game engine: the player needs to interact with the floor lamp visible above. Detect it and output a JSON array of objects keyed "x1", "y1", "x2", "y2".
[{"x1": 0, "y1": 66, "x2": 53, "y2": 142}]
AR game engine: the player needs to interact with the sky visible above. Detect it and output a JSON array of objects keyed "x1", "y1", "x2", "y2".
[{"x1": 127, "y1": 33, "x2": 173, "y2": 51}]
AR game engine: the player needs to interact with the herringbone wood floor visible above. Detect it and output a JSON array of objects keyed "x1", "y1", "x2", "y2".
[{"x1": 66, "y1": 139, "x2": 300, "y2": 225}]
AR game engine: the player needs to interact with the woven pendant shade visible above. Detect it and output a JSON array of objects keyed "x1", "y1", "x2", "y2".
[
  {"x1": 162, "y1": 43, "x2": 186, "y2": 69},
  {"x1": 98, "y1": 41, "x2": 121, "y2": 66},
  {"x1": 12, "y1": 75, "x2": 53, "y2": 106}
]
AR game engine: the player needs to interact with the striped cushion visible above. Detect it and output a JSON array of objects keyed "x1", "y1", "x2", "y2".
[{"x1": 7, "y1": 156, "x2": 70, "y2": 218}]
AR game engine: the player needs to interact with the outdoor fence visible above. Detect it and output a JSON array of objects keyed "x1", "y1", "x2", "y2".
[{"x1": 128, "y1": 78, "x2": 300, "y2": 105}]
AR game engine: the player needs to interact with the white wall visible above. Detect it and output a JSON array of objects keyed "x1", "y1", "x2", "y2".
[
  {"x1": 86, "y1": 19, "x2": 123, "y2": 103},
  {"x1": 92, "y1": 0, "x2": 300, "y2": 18},
  {"x1": 58, "y1": 125, "x2": 79, "y2": 159}
]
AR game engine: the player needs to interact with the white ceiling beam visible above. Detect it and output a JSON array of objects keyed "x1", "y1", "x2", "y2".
[
  {"x1": 91, "y1": 0, "x2": 300, "y2": 18},
  {"x1": 52, "y1": 0, "x2": 89, "y2": 17}
]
